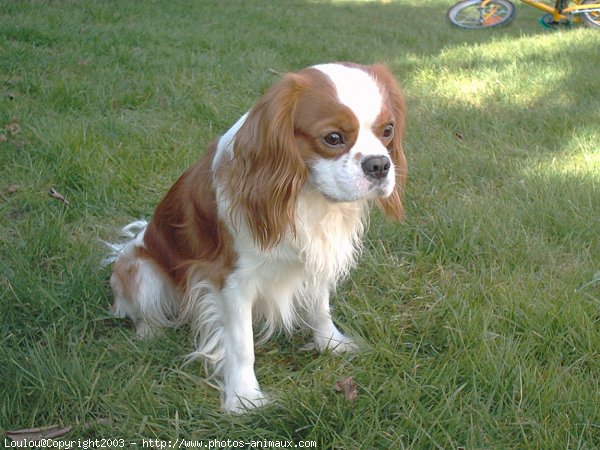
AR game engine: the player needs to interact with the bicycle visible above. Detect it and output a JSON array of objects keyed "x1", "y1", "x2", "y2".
[{"x1": 447, "y1": 0, "x2": 600, "y2": 29}]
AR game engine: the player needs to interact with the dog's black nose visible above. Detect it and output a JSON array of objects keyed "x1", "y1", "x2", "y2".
[{"x1": 361, "y1": 156, "x2": 391, "y2": 180}]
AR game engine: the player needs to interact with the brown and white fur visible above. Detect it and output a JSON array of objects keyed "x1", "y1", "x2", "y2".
[{"x1": 105, "y1": 62, "x2": 407, "y2": 413}]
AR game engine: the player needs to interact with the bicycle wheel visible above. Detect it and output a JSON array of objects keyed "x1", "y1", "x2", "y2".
[
  {"x1": 447, "y1": 0, "x2": 516, "y2": 29},
  {"x1": 581, "y1": 0, "x2": 600, "y2": 28}
]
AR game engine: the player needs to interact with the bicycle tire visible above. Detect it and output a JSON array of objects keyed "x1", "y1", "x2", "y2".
[
  {"x1": 581, "y1": 0, "x2": 600, "y2": 28},
  {"x1": 447, "y1": 0, "x2": 516, "y2": 29}
]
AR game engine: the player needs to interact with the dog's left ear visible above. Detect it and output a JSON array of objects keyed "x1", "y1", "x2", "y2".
[{"x1": 371, "y1": 64, "x2": 407, "y2": 221}]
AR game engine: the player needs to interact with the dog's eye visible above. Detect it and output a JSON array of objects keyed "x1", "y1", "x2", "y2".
[
  {"x1": 323, "y1": 132, "x2": 344, "y2": 147},
  {"x1": 383, "y1": 124, "x2": 394, "y2": 139}
]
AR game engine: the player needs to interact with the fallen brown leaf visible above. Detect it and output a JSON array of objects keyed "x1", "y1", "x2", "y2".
[
  {"x1": 334, "y1": 376, "x2": 358, "y2": 402},
  {"x1": 6, "y1": 418, "x2": 112, "y2": 442},
  {"x1": 48, "y1": 187, "x2": 69, "y2": 205},
  {"x1": 6, "y1": 424, "x2": 72, "y2": 442},
  {"x1": 5, "y1": 118, "x2": 21, "y2": 136},
  {"x1": 5, "y1": 184, "x2": 19, "y2": 194},
  {"x1": 0, "y1": 134, "x2": 7, "y2": 144}
]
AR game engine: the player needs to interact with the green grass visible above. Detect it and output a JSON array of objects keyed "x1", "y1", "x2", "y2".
[{"x1": 1, "y1": 0, "x2": 599, "y2": 447}]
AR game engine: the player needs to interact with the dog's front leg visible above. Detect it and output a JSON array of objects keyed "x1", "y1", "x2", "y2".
[
  {"x1": 220, "y1": 285, "x2": 268, "y2": 413},
  {"x1": 309, "y1": 288, "x2": 359, "y2": 354}
]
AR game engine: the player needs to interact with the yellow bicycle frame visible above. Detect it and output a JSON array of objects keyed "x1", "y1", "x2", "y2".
[{"x1": 519, "y1": 0, "x2": 600, "y2": 23}]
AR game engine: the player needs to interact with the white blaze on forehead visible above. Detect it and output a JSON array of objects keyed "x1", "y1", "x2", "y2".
[{"x1": 313, "y1": 64, "x2": 383, "y2": 124}]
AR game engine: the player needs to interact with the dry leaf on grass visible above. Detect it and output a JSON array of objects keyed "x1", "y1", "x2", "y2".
[
  {"x1": 334, "y1": 376, "x2": 358, "y2": 402},
  {"x1": 5, "y1": 118, "x2": 21, "y2": 136},
  {"x1": 6, "y1": 418, "x2": 113, "y2": 442},
  {"x1": 6, "y1": 424, "x2": 72, "y2": 442},
  {"x1": 48, "y1": 187, "x2": 69, "y2": 205},
  {"x1": 5, "y1": 184, "x2": 19, "y2": 194}
]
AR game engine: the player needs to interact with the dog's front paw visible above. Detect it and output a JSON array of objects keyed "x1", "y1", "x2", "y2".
[
  {"x1": 222, "y1": 389, "x2": 270, "y2": 414},
  {"x1": 314, "y1": 330, "x2": 359, "y2": 354}
]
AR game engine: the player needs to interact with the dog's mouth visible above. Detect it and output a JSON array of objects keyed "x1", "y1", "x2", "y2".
[
  {"x1": 319, "y1": 181, "x2": 389, "y2": 204},
  {"x1": 370, "y1": 179, "x2": 393, "y2": 198}
]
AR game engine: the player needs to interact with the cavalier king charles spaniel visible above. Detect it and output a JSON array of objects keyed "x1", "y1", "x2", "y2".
[{"x1": 106, "y1": 62, "x2": 407, "y2": 413}]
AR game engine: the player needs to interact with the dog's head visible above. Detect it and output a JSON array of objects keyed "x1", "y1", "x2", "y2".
[{"x1": 226, "y1": 62, "x2": 407, "y2": 249}]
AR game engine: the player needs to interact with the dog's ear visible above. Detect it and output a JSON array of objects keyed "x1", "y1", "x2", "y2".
[
  {"x1": 226, "y1": 73, "x2": 307, "y2": 250},
  {"x1": 371, "y1": 64, "x2": 407, "y2": 221}
]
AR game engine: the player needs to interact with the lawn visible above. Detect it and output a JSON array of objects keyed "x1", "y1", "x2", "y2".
[{"x1": 1, "y1": 0, "x2": 599, "y2": 448}]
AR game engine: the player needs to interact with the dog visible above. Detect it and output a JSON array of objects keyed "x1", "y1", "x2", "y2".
[{"x1": 105, "y1": 62, "x2": 407, "y2": 413}]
